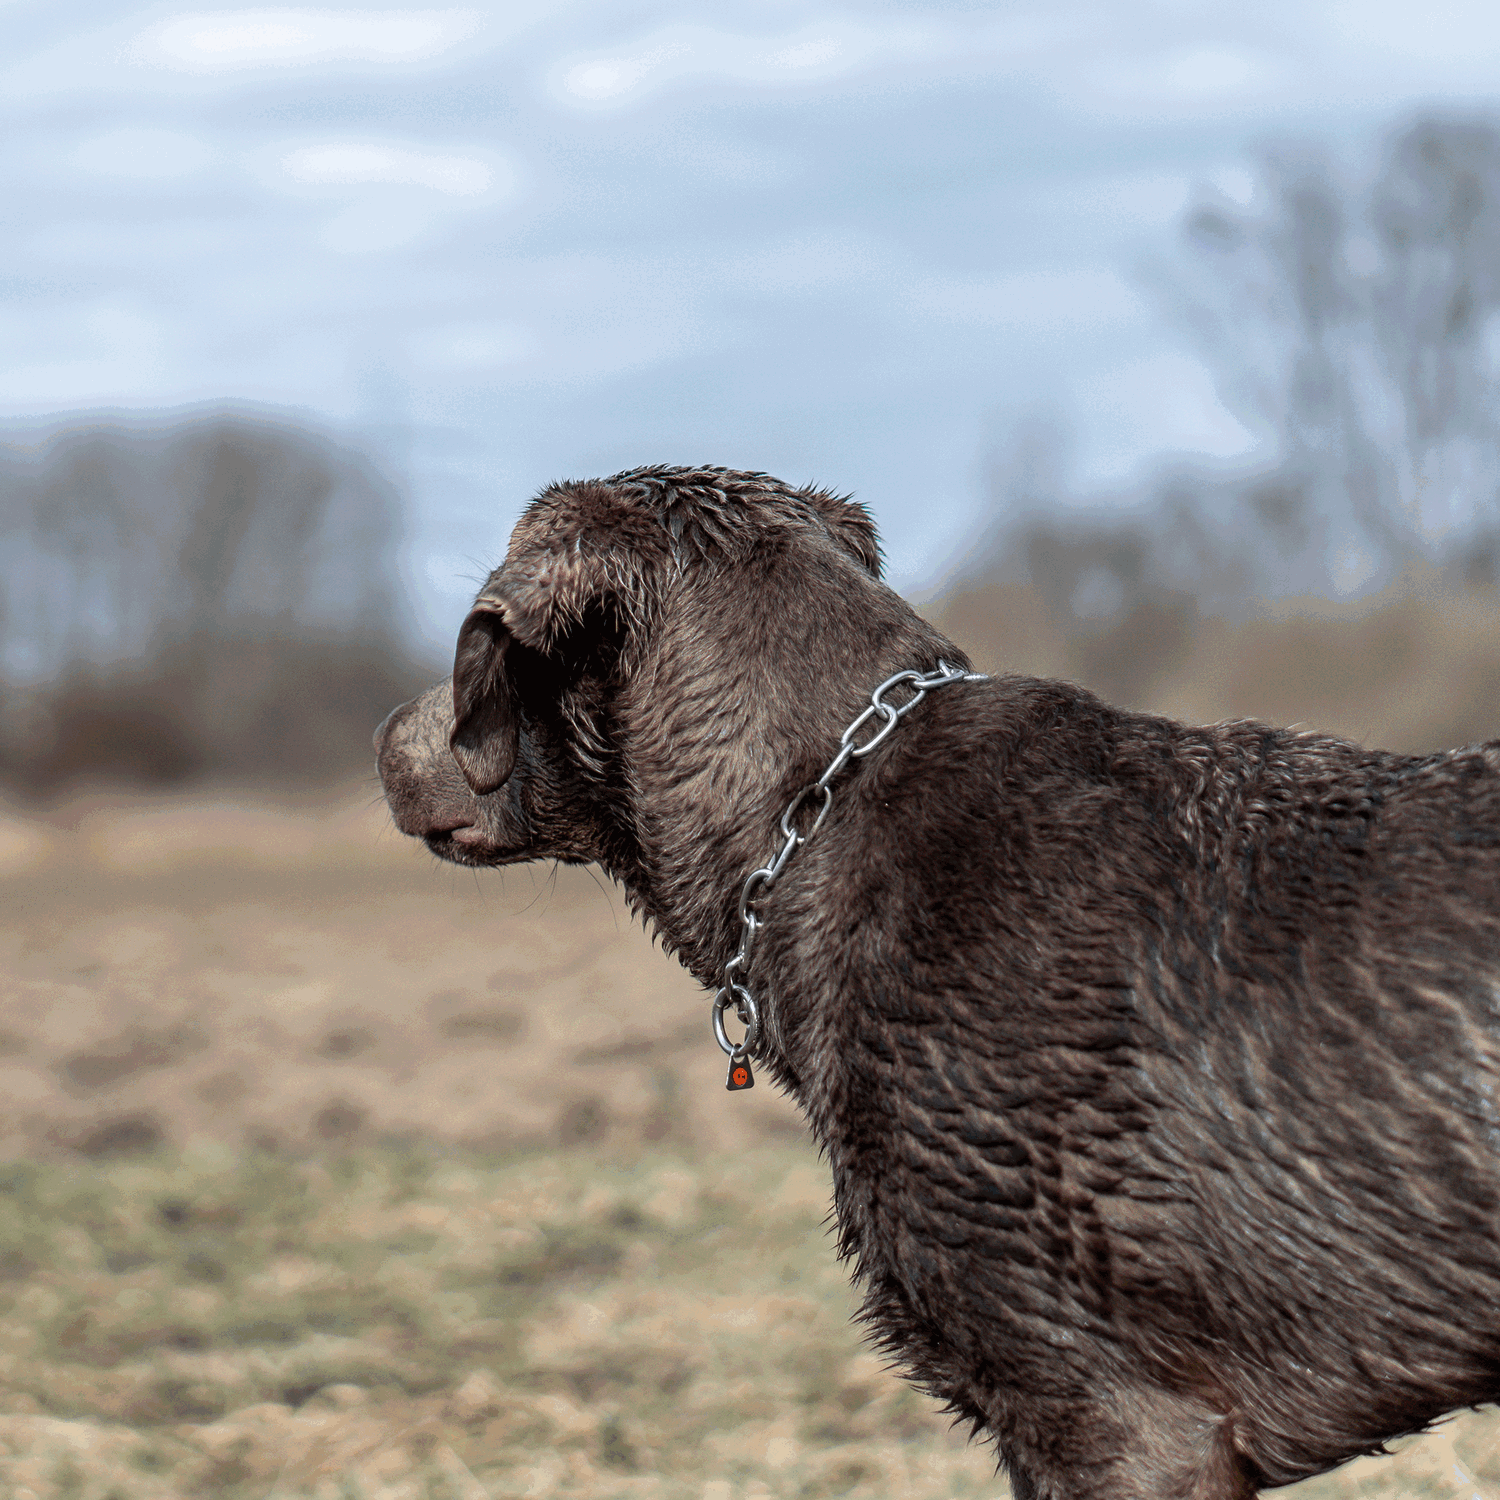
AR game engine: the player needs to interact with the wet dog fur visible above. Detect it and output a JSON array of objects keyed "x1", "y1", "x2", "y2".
[{"x1": 376, "y1": 465, "x2": 1500, "y2": 1500}]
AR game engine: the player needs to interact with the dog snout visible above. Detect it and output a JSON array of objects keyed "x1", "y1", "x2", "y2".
[
  {"x1": 372, "y1": 701, "x2": 407, "y2": 756},
  {"x1": 374, "y1": 687, "x2": 446, "y2": 777},
  {"x1": 375, "y1": 681, "x2": 483, "y2": 842}
]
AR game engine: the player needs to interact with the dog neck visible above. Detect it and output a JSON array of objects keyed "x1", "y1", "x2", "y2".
[
  {"x1": 602, "y1": 559, "x2": 972, "y2": 992},
  {"x1": 709, "y1": 658, "x2": 989, "y2": 1081}
]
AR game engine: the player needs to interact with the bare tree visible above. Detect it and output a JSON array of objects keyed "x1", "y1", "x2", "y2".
[
  {"x1": 1175, "y1": 116, "x2": 1500, "y2": 592},
  {"x1": 951, "y1": 115, "x2": 1500, "y2": 708},
  {"x1": 0, "y1": 409, "x2": 433, "y2": 794}
]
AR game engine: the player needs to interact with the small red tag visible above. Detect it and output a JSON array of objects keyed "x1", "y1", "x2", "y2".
[{"x1": 726, "y1": 1057, "x2": 754, "y2": 1091}]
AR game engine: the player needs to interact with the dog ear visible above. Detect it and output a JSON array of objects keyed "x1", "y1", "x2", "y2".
[
  {"x1": 450, "y1": 542, "x2": 642, "y2": 792},
  {"x1": 801, "y1": 488, "x2": 882, "y2": 579},
  {"x1": 450, "y1": 601, "x2": 519, "y2": 794},
  {"x1": 493, "y1": 547, "x2": 616, "y2": 650}
]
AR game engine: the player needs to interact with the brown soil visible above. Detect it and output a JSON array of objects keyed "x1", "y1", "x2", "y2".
[{"x1": 0, "y1": 788, "x2": 801, "y2": 1165}]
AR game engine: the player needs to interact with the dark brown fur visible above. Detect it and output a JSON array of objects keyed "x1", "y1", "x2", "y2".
[{"x1": 376, "y1": 465, "x2": 1500, "y2": 1500}]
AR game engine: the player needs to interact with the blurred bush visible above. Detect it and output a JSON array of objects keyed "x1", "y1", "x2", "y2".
[
  {"x1": 0, "y1": 410, "x2": 436, "y2": 796},
  {"x1": 934, "y1": 574, "x2": 1500, "y2": 755}
]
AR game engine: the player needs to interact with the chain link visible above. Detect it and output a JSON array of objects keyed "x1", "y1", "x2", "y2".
[{"x1": 711, "y1": 659, "x2": 988, "y2": 1064}]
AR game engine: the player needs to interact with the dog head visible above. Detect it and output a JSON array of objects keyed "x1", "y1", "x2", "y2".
[{"x1": 375, "y1": 464, "x2": 887, "y2": 883}]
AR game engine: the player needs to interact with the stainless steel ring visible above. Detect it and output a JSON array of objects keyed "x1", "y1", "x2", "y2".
[{"x1": 712, "y1": 983, "x2": 759, "y2": 1057}]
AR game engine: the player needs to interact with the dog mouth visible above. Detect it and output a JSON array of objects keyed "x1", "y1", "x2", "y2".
[{"x1": 424, "y1": 824, "x2": 497, "y2": 862}]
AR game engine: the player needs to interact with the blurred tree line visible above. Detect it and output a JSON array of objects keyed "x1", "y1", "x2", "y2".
[
  {"x1": 964, "y1": 114, "x2": 1500, "y2": 720},
  {"x1": 8, "y1": 113, "x2": 1500, "y2": 798},
  {"x1": 0, "y1": 411, "x2": 434, "y2": 796}
]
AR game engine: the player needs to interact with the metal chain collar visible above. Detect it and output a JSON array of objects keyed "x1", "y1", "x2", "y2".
[{"x1": 713, "y1": 659, "x2": 989, "y2": 1090}]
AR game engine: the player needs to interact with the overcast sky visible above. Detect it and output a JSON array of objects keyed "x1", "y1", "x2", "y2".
[{"x1": 6, "y1": 1, "x2": 1500, "y2": 643}]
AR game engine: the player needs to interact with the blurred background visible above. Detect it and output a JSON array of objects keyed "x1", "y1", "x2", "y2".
[
  {"x1": 8, "y1": 1, "x2": 1500, "y2": 786},
  {"x1": 7, "y1": 3, "x2": 1500, "y2": 1497}
]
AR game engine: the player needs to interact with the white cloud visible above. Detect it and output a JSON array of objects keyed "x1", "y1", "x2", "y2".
[
  {"x1": 1164, "y1": 46, "x2": 1270, "y2": 96},
  {"x1": 552, "y1": 18, "x2": 959, "y2": 107},
  {"x1": 1070, "y1": 43, "x2": 1290, "y2": 114},
  {"x1": 281, "y1": 143, "x2": 499, "y2": 196},
  {"x1": 408, "y1": 322, "x2": 534, "y2": 372},
  {"x1": 908, "y1": 267, "x2": 1145, "y2": 330},
  {"x1": 772, "y1": 37, "x2": 841, "y2": 70},
  {"x1": 316, "y1": 198, "x2": 438, "y2": 253},
  {"x1": 562, "y1": 48, "x2": 679, "y2": 103},
  {"x1": 546, "y1": 11, "x2": 1142, "y2": 110},
  {"x1": 1328, "y1": 0, "x2": 1500, "y2": 62},
  {"x1": 73, "y1": 127, "x2": 212, "y2": 180},
  {"x1": 291, "y1": 145, "x2": 514, "y2": 251},
  {"x1": 134, "y1": 8, "x2": 482, "y2": 71}
]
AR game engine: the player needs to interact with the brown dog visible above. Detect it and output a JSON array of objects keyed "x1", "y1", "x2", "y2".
[{"x1": 376, "y1": 465, "x2": 1500, "y2": 1500}]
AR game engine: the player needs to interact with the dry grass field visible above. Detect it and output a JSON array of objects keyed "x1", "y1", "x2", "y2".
[{"x1": 5, "y1": 581, "x2": 1500, "y2": 1499}]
